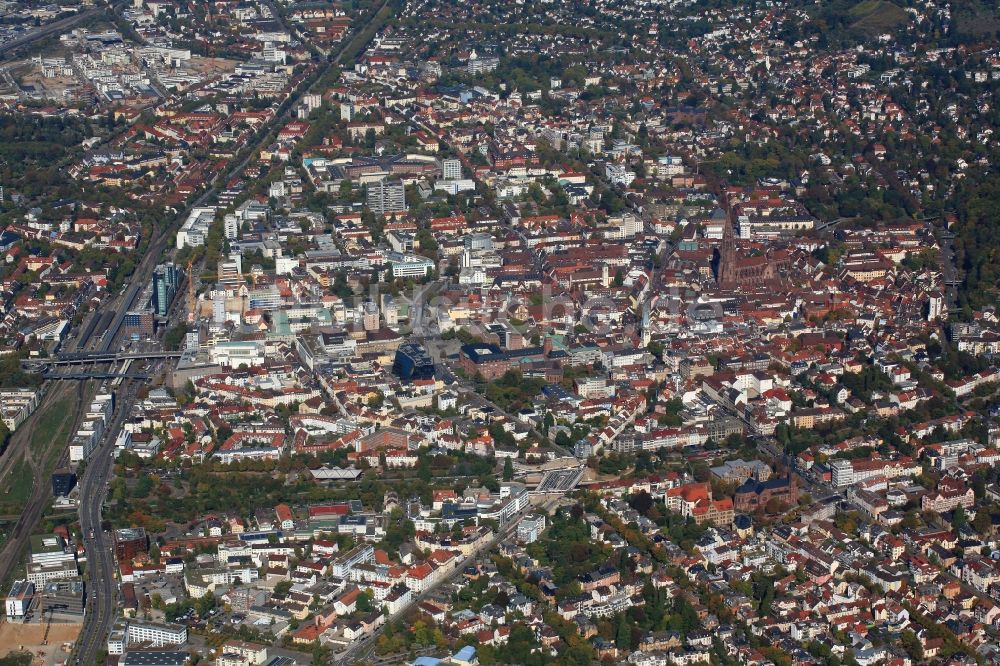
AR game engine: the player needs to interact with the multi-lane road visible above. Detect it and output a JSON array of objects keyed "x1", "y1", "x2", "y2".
[
  {"x1": 0, "y1": 265, "x2": 144, "y2": 590},
  {"x1": 73, "y1": 379, "x2": 139, "y2": 666}
]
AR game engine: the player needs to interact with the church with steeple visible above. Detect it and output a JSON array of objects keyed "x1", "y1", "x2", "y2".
[{"x1": 715, "y1": 209, "x2": 779, "y2": 290}]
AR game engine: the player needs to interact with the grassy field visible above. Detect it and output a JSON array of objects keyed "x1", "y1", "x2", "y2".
[
  {"x1": 0, "y1": 388, "x2": 81, "y2": 515},
  {"x1": 30, "y1": 388, "x2": 81, "y2": 477},
  {"x1": 849, "y1": 0, "x2": 907, "y2": 32},
  {"x1": 0, "y1": 456, "x2": 33, "y2": 513}
]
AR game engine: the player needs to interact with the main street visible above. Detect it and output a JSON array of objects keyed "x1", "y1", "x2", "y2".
[{"x1": 73, "y1": 380, "x2": 139, "y2": 665}]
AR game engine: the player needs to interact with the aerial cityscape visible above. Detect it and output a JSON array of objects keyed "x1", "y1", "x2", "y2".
[{"x1": 0, "y1": 0, "x2": 999, "y2": 665}]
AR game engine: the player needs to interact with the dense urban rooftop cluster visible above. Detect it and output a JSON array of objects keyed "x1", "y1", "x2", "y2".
[{"x1": 0, "y1": 0, "x2": 999, "y2": 665}]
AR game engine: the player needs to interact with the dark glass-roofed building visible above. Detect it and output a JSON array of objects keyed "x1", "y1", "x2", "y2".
[
  {"x1": 51, "y1": 469, "x2": 77, "y2": 497},
  {"x1": 392, "y1": 342, "x2": 435, "y2": 381},
  {"x1": 122, "y1": 652, "x2": 190, "y2": 666}
]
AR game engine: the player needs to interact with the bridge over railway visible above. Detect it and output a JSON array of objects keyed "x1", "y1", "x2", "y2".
[
  {"x1": 25, "y1": 351, "x2": 182, "y2": 367},
  {"x1": 43, "y1": 372, "x2": 150, "y2": 381}
]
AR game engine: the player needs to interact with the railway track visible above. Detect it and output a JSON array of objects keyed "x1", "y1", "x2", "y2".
[{"x1": 0, "y1": 381, "x2": 84, "y2": 587}]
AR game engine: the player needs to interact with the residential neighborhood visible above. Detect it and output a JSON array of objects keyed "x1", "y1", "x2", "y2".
[{"x1": 0, "y1": 0, "x2": 999, "y2": 665}]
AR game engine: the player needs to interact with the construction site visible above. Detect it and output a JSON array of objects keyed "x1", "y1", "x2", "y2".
[
  {"x1": 0, "y1": 629, "x2": 82, "y2": 666},
  {"x1": 0, "y1": 618, "x2": 83, "y2": 666},
  {"x1": 2, "y1": 576, "x2": 86, "y2": 665}
]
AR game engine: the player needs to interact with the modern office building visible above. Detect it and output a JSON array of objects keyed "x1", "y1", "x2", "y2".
[
  {"x1": 331, "y1": 543, "x2": 374, "y2": 578},
  {"x1": 110, "y1": 621, "x2": 188, "y2": 655},
  {"x1": 176, "y1": 207, "x2": 217, "y2": 249},
  {"x1": 27, "y1": 534, "x2": 79, "y2": 584},
  {"x1": 463, "y1": 232, "x2": 493, "y2": 252},
  {"x1": 152, "y1": 263, "x2": 182, "y2": 317},
  {"x1": 29, "y1": 534, "x2": 74, "y2": 568},
  {"x1": 40, "y1": 580, "x2": 85, "y2": 617},
  {"x1": 5, "y1": 580, "x2": 33, "y2": 617},
  {"x1": 127, "y1": 621, "x2": 188, "y2": 648},
  {"x1": 223, "y1": 213, "x2": 240, "y2": 240},
  {"x1": 384, "y1": 251, "x2": 435, "y2": 279},
  {"x1": 392, "y1": 343, "x2": 435, "y2": 382},
  {"x1": 108, "y1": 623, "x2": 129, "y2": 655},
  {"x1": 27, "y1": 560, "x2": 80, "y2": 585},
  {"x1": 516, "y1": 515, "x2": 547, "y2": 544},
  {"x1": 122, "y1": 652, "x2": 191, "y2": 666},
  {"x1": 51, "y1": 469, "x2": 77, "y2": 497}
]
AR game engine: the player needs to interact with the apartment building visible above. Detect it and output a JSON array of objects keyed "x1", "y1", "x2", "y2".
[
  {"x1": 331, "y1": 543, "x2": 375, "y2": 578},
  {"x1": 830, "y1": 457, "x2": 919, "y2": 487},
  {"x1": 366, "y1": 179, "x2": 406, "y2": 215}
]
